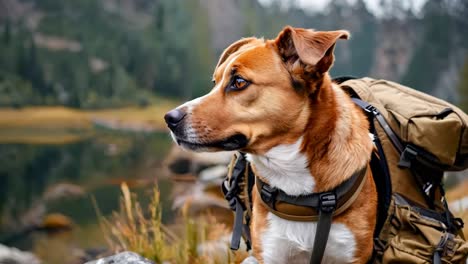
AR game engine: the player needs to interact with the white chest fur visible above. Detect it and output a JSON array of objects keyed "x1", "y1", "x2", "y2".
[
  {"x1": 247, "y1": 138, "x2": 357, "y2": 263},
  {"x1": 246, "y1": 137, "x2": 315, "y2": 196},
  {"x1": 261, "y1": 213, "x2": 356, "y2": 264}
]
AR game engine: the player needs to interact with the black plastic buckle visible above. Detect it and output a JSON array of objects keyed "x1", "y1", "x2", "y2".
[
  {"x1": 260, "y1": 184, "x2": 277, "y2": 204},
  {"x1": 364, "y1": 105, "x2": 379, "y2": 116},
  {"x1": 222, "y1": 179, "x2": 234, "y2": 201},
  {"x1": 398, "y1": 145, "x2": 418, "y2": 168},
  {"x1": 222, "y1": 179, "x2": 241, "y2": 211},
  {"x1": 453, "y1": 217, "x2": 464, "y2": 230},
  {"x1": 319, "y1": 192, "x2": 336, "y2": 213},
  {"x1": 435, "y1": 233, "x2": 454, "y2": 259},
  {"x1": 227, "y1": 197, "x2": 237, "y2": 211}
]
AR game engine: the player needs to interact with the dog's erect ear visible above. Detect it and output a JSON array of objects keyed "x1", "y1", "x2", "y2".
[
  {"x1": 275, "y1": 27, "x2": 349, "y2": 75},
  {"x1": 215, "y1": 37, "x2": 257, "y2": 69}
]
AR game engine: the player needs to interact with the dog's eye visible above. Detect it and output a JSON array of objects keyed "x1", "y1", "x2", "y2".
[{"x1": 233, "y1": 77, "x2": 249, "y2": 90}]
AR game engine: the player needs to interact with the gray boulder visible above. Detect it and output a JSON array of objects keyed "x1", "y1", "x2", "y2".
[
  {"x1": 85, "y1": 251, "x2": 154, "y2": 264},
  {"x1": 0, "y1": 244, "x2": 41, "y2": 264}
]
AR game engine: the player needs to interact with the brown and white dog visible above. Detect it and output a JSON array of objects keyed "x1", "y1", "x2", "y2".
[{"x1": 165, "y1": 26, "x2": 377, "y2": 264}]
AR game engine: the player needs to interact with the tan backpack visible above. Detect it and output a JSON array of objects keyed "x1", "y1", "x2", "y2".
[{"x1": 337, "y1": 77, "x2": 468, "y2": 264}]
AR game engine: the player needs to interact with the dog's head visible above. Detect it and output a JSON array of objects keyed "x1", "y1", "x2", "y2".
[{"x1": 165, "y1": 26, "x2": 349, "y2": 154}]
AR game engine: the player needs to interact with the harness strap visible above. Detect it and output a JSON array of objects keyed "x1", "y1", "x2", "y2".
[
  {"x1": 256, "y1": 165, "x2": 368, "y2": 221},
  {"x1": 310, "y1": 193, "x2": 336, "y2": 264},
  {"x1": 230, "y1": 197, "x2": 245, "y2": 250},
  {"x1": 256, "y1": 166, "x2": 368, "y2": 264}
]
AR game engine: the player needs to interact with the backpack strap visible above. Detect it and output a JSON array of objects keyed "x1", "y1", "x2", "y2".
[
  {"x1": 352, "y1": 98, "x2": 440, "y2": 207},
  {"x1": 351, "y1": 98, "x2": 456, "y2": 219},
  {"x1": 221, "y1": 153, "x2": 254, "y2": 250},
  {"x1": 350, "y1": 97, "x2": 393, "y2": 250},
  {"x1": 334, "y1": 77, "x2": 392, "y2": 217},
  {"x1": 352, "y1": 98, "x2": 404, "y2": 153}
]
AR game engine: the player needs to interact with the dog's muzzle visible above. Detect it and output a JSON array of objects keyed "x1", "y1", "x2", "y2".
[
  {"x1": 164, "y1": 107, "x2": 248, "y2": 151},
  {"x1": 164, "y1": 108, "x2": 186, "y2": 131}
]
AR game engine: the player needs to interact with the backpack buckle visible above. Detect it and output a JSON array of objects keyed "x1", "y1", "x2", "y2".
[
  {"x1": 260, "y1": 184, "x2": 277, "y2": 204},
  {"x1": 398, "y1": 145, "x2": 418, "y2": 168},
  {"x1": 364, "y1": 104, "x2": 379, "y2": 115},
  {"x1": 452, "y1": 217, "x2": 464, "y2": 230},
  {"x1": 319, "y1": 192, "x2": 336, "y2": 213}
]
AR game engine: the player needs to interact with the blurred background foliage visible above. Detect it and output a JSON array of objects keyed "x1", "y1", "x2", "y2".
[{"x1": 0, "y1": 0, "x2": 467, "y2": 109}]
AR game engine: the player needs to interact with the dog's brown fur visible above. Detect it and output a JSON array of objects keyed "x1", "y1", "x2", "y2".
[{"x1": 166, "y1": 26, "x2": 378, "y2": 263}]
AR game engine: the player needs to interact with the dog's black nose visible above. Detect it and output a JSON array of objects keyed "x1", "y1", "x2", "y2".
[{"x1": 164, "y1": 109, "x2": 186, "y2": 129}]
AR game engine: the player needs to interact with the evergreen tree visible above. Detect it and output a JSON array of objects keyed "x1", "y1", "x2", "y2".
[
  {"x1": 3, "y1": 19, "x2": 11, "y2": 44},
  {"x1": 17, "y1": 37, "x2": 49, "y2": 97}
]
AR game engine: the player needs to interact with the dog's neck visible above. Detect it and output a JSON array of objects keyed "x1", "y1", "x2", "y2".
[
  {"x1": 247, "y1": 79, "x2": 373, "y2": 195},
  {"x1": 247, "y1": 136, "x2": 314, "y2": 196}
]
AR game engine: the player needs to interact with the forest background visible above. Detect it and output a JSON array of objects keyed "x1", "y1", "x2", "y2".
[{"x1": 0, "y1": 0, "x2": 467, "y2": 110}]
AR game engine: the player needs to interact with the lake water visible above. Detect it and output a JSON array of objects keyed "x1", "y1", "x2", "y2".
[{"x1": 0, "y1": 130, "x2": 174, "y2": 263}]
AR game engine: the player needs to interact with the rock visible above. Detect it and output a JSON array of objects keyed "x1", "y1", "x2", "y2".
[
  {"x1": 0, "y1": 244, "x2": 41, "y2": 264},
  {"x1": 164, "y1": 145, "x2": 233, "y2": 176},
  {"x1": 85, "y1": 251, "x2": 154, "y2": 264},
  {"x1": 199, "y1": 165, "x2": 228, "y2": 183},
  {"x1": 43, "y1": 183, "x2": 85, "y2": 202},
  {"x1": 172, "y1": 182, "x2": 229, "y2": 212}
]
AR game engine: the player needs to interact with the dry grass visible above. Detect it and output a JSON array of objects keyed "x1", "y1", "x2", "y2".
[
  {"x1": 94, "y1": 183, "x2": 238, "y2": 264},
  {"x1": 90, "y1": 104, "x2": 177, "y2": 130},
  {"x1": 0, "y1": 129, "x2": 88, "y2": 144},
  {"x1": 446, "y1": 179, "x2": 468, "y2": 238},
  {"x1": 0, "y1": 99, "x2": 177, "y2": 131}
]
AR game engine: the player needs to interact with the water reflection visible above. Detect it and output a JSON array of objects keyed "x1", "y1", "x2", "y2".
[{"x1": 0, "y1": 131, "x2": 173, "y2": 257}]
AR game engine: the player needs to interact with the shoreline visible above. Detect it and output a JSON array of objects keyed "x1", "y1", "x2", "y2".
[{"x1": 0, "y1": 105, "x2": 174, "y2": 144}]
